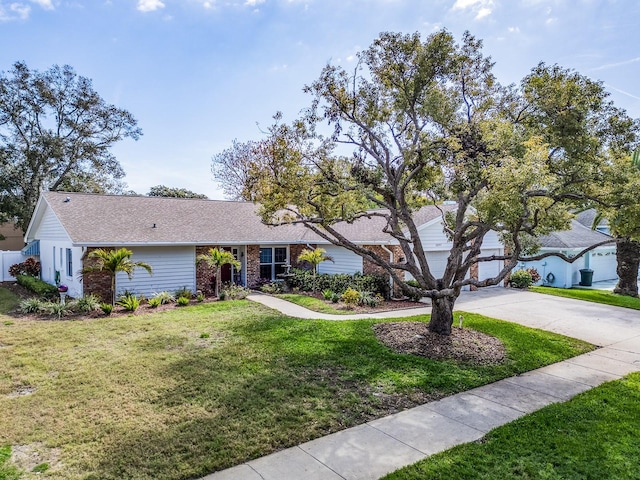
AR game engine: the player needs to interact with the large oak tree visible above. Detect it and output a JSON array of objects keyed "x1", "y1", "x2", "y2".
[
  {"x1": 215, "y1": 31, "x2": 638, "y2": 334},
  {"x1": 0, "y1": 62, "x2": 142, "y2": 232}
]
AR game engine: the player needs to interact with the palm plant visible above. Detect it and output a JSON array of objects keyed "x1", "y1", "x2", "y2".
[
  {"x1": 83, "y1": 248, "x2": 152, "y2": 305},
  {"x1": 196, "y1": 248, "x2": 241, "y2": 298},
  {"x1": 297, "y1": 247, "x2": 334, "y2": 292}
]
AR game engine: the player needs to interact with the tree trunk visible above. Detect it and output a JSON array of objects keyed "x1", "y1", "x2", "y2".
[
  {"x1": 429, "y1": 295, "x2": 456, "y2": 335},
  {"x1": 614, "y1": 238, "x2": 640, "y2": 298},
  {"x1": 111, "y1": 275, "x2": 116, "y2": 306},
  {"x1": 215, "y1": 266, "x2": 221, "y2": 298}
]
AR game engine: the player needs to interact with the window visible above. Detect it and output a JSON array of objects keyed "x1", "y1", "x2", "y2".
[
  {"x1": 259, "y1": 246, "x2": 288, "y2": 280},
  {"x1": 66, "y1": 248, "x2": 73, "y2": 277}
]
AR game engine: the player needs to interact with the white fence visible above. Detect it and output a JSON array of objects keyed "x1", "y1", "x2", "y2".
[{"x1": 1, "y1": 251, "x2": 24, "y2": 282}]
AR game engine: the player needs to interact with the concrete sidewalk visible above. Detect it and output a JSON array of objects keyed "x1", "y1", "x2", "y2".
[{"x1": 203, "y1": 289, "x2": 640, "y2": 480}]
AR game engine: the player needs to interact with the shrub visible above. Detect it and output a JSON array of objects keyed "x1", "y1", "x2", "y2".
[
  {"x1": 527, "y1": 267, "x2": 541, "y2": 284},
  {"x1": 510, "y1": 269, "x2": 533, "y2": 289},
  {"x1": 221, "y1": 283, "x2": 250, "y2": 300},
  {"x1": 9, "y1": 257, "x2": 41, "y2": 277},
  {"x1": 70, "y1": 294, "x2": 101, "y2": 313},
  {"x1": 151, "y1": 291, "x2": 175, "y2": 305},
  {"x1": 322, "y1": 289, "x2": 335, "y2": 300},
  {"x1": 196, "y1": 293, "x2": 205, "y2": 302},
  {"x1": 16, "y1": 275, "x2": 58, "y2": 298},
  {"x1": 148, "y1": 297, "x2": 162, "y2": 308},
  {"x1": 176, "y1": 296, "x2": 190, "y2": 306},
  {"x1": 287, "y1": 269, "x2": 389, "y2": 298},
  {"x1": 19, "y1": 297, "x2": 46, "y2": 314},
  {"x1": 330, "y1": 292, "x2": 340, "y2": 303},
  {"x1": 174, "y1": 287, "x2": 192, "y2": 299},
  {"x1": 260, "y1": 282, "x2": 283, "y2": 294},
  {"x1": 117, "y1": 293, "x2": 140, "y2": 312},
  {"x1": 45, "y1": 301, "x2": 72, "y2": 318},
  {"x1": 341, "y1": 287, "x2": 361, "y2": 307},
  {"x1": 404, "y1": 279, "x2": 423, "y2": 302},
  {"x1": 100, "y1": 303, "x2": 113, "y2": 315},
  {"x1": 359, "y1": 291, "x2": 381, "y2": 307}
]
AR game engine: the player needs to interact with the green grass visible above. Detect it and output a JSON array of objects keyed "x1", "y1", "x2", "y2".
[
  {"x1": 0, "y1": 289, "x2": 19, "y2": 315},
  {"x1": 384, "y1": 372, "x2": 640, "y2": 480},
  {"x1": 0, "y1": 287, "x2": 593, "y2": 480},
  {"x1": 277, "y1": 293, "x2": 352, "y2": 314},
  {"x1": 0, "y1": 445, "x2": 21, "y2": 480},
  {"x1": 531, "y1": 286, "x2": 640, "y2": 310}
]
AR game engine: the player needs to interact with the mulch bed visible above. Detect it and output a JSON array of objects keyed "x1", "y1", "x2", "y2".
[{"x1": 373, "y1": 322, "x2": 506, "y2": 365}]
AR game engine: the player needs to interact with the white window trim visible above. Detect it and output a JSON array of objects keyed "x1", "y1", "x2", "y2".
[{"x1": 259, "y1": 245, "x2": 289, "y2": 281}]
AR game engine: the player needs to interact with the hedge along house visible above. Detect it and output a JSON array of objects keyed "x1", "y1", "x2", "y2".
[{"x1": 24, "y1": 191, "x2": 504, "y2": 301}]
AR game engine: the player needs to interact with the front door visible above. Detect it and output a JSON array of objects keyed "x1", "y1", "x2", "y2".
[{"x1": 221, "y1": 247, "x2": 240, "y2": 284}]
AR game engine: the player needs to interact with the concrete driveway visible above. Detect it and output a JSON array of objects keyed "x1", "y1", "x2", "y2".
[{"x1": 456, "y1": 288, "x2": 640, "y2": 351}]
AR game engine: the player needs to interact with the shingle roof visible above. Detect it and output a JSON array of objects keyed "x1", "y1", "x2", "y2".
[
  {"x1": 38, "y1": 191, "x2": 452, "y2": 246},
  {"x1": 575, "y1": 209, "x2": 609, "y2": 230},
  {"x1": 539, "y1": 219, "x2": 613, "y2": 249}
]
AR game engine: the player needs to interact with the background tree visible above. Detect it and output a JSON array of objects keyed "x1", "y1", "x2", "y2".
[
  {"x1": 82, "y1": 248, "x2": 152, "y2": 306},
  {"x1": 233, "y1": 31, "x2": 637, "y2": 335},
  {"x1": 593, "y1": 150, "x2": 640, "y2": 297},
  {"x1": 0, "y1": 62, "x2": 142, "y2": 232},
  {"x1": 211, "y1": 139, "x2": 263, "y2": 201},
  {"x1": 147, "y1": 185, "x2": 208, "y2": 199},
  {"x1": 196, "y1": 247, "x2": 241, "y2": 298}
]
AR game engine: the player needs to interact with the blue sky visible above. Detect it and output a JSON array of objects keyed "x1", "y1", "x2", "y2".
[{"x1": 1, "y1": 0, "x2": 639, "y2": 199}]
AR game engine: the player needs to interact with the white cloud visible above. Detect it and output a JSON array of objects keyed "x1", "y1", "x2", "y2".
[
  {"x1": 451, "y1": 0, "x2": 494, "y2": 20},
  {"x1": 30, "y1": 0, "x2": 53, "y2": 9},
  {"x1": 244, "y1": 0, "x2": 265, "y2": 5},
  {"x1": 508, "y1": 26, "x2": 520, "y2": 33},
  {"x1": 137, "y1": 0, "x2": 164, "y2": 12},
  {"x1": 0, "y1": 2, "x2": 31, "y2": 21}
]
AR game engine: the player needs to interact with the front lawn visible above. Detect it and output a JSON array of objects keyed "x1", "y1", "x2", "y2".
[
  {"x1": 277, "y1": 293, "x2": 352, "y2": 314},
  {"x1": 384, "y1": 372, "x2": 640, "y2": 480},
  {"x1": 530, "y1": 286, "x2": 640, "y2": 310},
  {"x1": 0, "y1": 289, "x2": 593, "y2": 479}
]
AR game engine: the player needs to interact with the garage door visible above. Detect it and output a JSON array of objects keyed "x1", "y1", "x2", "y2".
[
  {"x1": 406, "y1": 251, "x2": 450, "y2": 281},
  {"x1": 115, "y1": 246, "x2": 196, "y2": 297},
  {"x1": 317, "y1": 245, "x2": 363, "y2": 275},
  {"x1": 478, "y1": 249, "x2": 503, "y2": 286}
]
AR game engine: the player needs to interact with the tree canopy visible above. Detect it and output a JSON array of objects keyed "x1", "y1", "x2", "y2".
[
  {"x1": 218, "y1": 30, "x2": 638, "y2": 334},
  {"x1": 0, "y1": 62, "x2": 142, "y2": 232},
  {"x1": 147, "y1": 185, "x2": 208, "y2": 199}
]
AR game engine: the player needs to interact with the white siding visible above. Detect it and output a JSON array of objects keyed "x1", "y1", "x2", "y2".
[
  {"x1": 34, "y1": 208, "x2": 70, "y2": 242},
  {"x1": 416, "y1": 221, "x2": 451, "y2": 250},
  {"x1": 115, "y1": 246, "x2": 195, "y2": 297},
  {"x1": 317, "y1": 245, "x2": 363, "y2": 275}
]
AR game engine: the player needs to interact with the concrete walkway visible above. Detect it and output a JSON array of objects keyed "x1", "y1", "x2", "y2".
[{"x1": 203, "y1": 289, "x2": 640, "y2": 480}]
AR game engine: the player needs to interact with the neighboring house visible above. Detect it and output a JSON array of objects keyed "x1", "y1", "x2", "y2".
[
  {"x1": 23, "y1": 192, "x2": 504, "y2": 300},
  {"x1": 575, "y1": 209, "x2": 610, "y2": 235},
  {"x1": 0, "y1": 222, "x2": 25, "y2": 251},
  {"x1": 517, "y1": 220, "x2": 617, "y2": 288}
]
